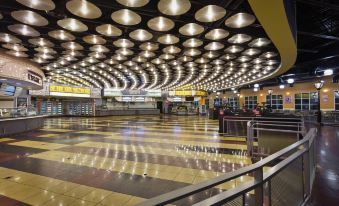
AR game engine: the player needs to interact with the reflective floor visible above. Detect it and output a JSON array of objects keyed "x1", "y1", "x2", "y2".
[{"x1": 0, "y1": 115, "x2": 252, "y2": 206}]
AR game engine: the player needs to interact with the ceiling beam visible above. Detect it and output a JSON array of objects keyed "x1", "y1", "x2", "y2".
[
  {"x1": 298, "y1": 31, "x2": 339, "y2": 40},
  {"x1": 298, "y1": 49, "x2": 318, "y2": 53},
  {"x1": 297, "y1": 0, "x2": 339, "y2": 11}
]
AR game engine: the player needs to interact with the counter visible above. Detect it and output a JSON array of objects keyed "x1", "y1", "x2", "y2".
[
  {"x1": 95, "y1": 109, "x2": 160, "y2": 116},
  {"x1": 0, "y1": 115, "x2": 46, "y2": 136}
]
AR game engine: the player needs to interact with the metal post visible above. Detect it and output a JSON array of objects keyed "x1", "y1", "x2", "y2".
[
  {"x1": 303, "y1": 141, "x2": 310, "y2": 198},
  {"x1": 317, "y1": 89, "x2": 321, "y2": 124},
  {"x1": 254, "y1": 167, "x2": 264, "y2": 206}
]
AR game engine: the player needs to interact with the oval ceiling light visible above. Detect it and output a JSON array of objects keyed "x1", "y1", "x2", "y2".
[
  {"x1": 16, "y1": 0, "x2": 55, "y2": 11},
  {"x1": 6, "y1": 50, "x2": 28, "y2": 57},
  {"x1": 225, "y1": 12, "x2": 256, "y2": 28},
  {"x1": 2, "y1": 43, "x2": 28, "y2": 52},
  {"x1": 204, "y1": 41, "x2": 224, "y2": 50},
  {"x1": 11, "y1": 10, "x2": 48, "y2": 26},
  {"x1": 61, "y1": 42, "x2": 83, "y2": 50},
  {"x1": 184, "y1": 48, "x2": 201, "y2": 56},
  {"x1": 90, "y1": 45, "x2": 109, "y2": 53},
  {"x1": 8, "y1": 24, "x2": 40, "y2": 37},
  {"x1": 0, "y1": 33, "x2": 22, "y2": 43},
  {"x1": 158, "y1": 0, "x2": 191, "y2": 16},
  {"x1": 111, "y1": 9, "x2": 141, "y2": 26},
  {"x1": 248, "y1": 38, "x2": 271, "y2": 47},
  {"x1": 57, "y1": 18, "x2": 88, "y2": 32},
  {"x1": 48, "y1": 30, "x2": 75, "y2": 41},
  {"x1": 96, "y1": 24, "x2": 122, "y2": 37},
  {"x1": 163, "y1": 45, "x2": 181, "y2": 54},
  {"x1": 28, "y1": 38, "x2": 54, "y2": 47},
  {"x1": 157, "y1": 34, "x2": 179, "y2": 44},
  {"x1": 242, "y1": 48, "x2": 261, "y2": 56},
  {"x1": 225, "y1": 45, "x2": 244, "y2": 53},
  {"x1": 129, "y1": 29, "x2": 153, "y2": 41},
  {"x1": 147, "y1": 16, "x2": 175, "y2": 32},
  {"x1": 195, "y1": 5, "x2": 226, "y2": 23},
  {"x1": 116, "y1": 0, "x2": 149, "y2": 7},
  {"x1": 83, "y1": 35, "x2": 106, "y2": 44},
  {"x1": 205, "y1": 29, "x2": 229, "y2": 40},
  {"x1": 113, "y1": 38, "x2": 135, "y2": 48},
  {"x1": 182, "y1": 38, "x2": 203, "y2": 47},
  {"x1": 228, "y1": 34, "x2": 252, "y2": 44},
  {"x1": 139, "y1": 42, "x2": 159, "y2": 51},
  {"x1": 179, "y1": 23, "x2": 204, "y2": 36},
  {"x1": 66, "y1": 0, "x2": 102, "y2": 19}
]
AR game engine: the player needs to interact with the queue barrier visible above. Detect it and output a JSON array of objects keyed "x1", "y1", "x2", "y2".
[{"x1": 136, "y1": 121, "x2": 316, "y2": 206}]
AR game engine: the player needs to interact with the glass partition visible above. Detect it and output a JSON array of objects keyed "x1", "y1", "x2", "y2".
[{"x1": 0, "y1": 107, "x2": 38, "y2": 119}]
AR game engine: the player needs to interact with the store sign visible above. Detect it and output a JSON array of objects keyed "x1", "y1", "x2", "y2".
[
  {"x1": 104, "y1": 88, "x2": 161, "y2": 97},
  {"x1": 169, "y1": 90, "x2": 207, "y2": 96},
  {"x1": 27, "y1": 71, "x2": 43, "y2": 86},
  {"x1": 49, "y1": 85, "x2": 91, "y2": 97}
]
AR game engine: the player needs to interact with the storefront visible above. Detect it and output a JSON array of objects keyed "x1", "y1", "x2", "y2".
[
  {"x1": 165, "y1": 90, "x2": 207, "y2": 115},
  {"x1": 30, "y1": 84, "x2": 100, "y2": 116}
]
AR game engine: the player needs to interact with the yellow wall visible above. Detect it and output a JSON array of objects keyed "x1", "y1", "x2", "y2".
[{"x1": 208, "y1": 78, "x2": 339, "y2": 110}]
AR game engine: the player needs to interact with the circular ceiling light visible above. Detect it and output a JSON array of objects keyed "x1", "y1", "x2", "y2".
[
  {"x1": 83, "y1": 35, "x2": 106, "y2": 44},
  {"x1": 205, "y1": 29, "x2": 229, "y2": 40},
  {"x1": 113, "y1": 39, "x2": 135, "y2": 48},
  {"x1": 204, "y1": 42, "x2": 224, "y2": 50},
  {"x1": 96, "y1": 24, "x2": 122, "y2": 37},
  {"x1": 179, "y1": 23, "x2": 204, "y2": 36},
  {"x1": 66, "y1": 0, "x2": 102, "y2": 19},
  {"x1": 158, "y1": 0, "x2": 191, "y2": 16},
  {"x1": 203, "y1": 51, "x2": 219, "y2": 59},
  {"x1": 147, "y1": 16, "x2": 175, "y2": 32},
  {"x1": 157, "y1": 34, "x2": 179, "y2": 44},
  {"x1": 61, "y1": 42, "x2": 83, "y2": 50},
  {"x1": 228, "y1": 34, "x2": 252, "y2": 44},
  {"x1": 260, "y1": 52, "x2": 277, "y2": 59},
  {"x1": 248, "y1": 38, "x2": 271, "y2": 47},
  {"x1": 0, "y1": 33, "x2": 22, "y2": 43},
  {"x1": 8, "y1": 24, "x2": 40, "y2": 37},
  {"x1": 139, "y1": 42, "x2": 159, "y2": 51},
  {"x1": 28, "y1": 38, "x2": 54, "y2": 47},
  {"x1": 116, "y1": 0, "x2": 149, "y2": 7},
  {"x1": 163, "y1": 45, "x2": 181, "y2": 54},
  {"x1": 111, "y1": 9, "x2": 141, "y2": 26},
  {"x1": 140, "y1": 51, "x2": 155, "y2": 58},
  {"x1": 225, "y1": 45, "x2": 244, "y2": 53},
  {"x1": 11, "y1": 10, "x2": 48, "y2": 26},
  {"x1": 16, "y1": 0, "x2": 55, "y2": 11},
  {"x1": 116, "y1": 48, "x2": 134, "y2": 56},
  {"x1": 2, "y1": 43, "x2": 28, "y2": 51},
  {"x1": 6, "y1": 50, "x2": 28, "y2": 57},
  {"x1": 184, "y1": 48, "x2": 201, "y2": 56},
  {"x1": 90, "y1": 45, "x2": 109, "y2": 53},
  {"x1": 195, "y1": 5, "x2": 226, "y2": 23},
  {"x1": 182, "y1": 38, "x2": 203, "y2": 47},
  {"x1": 57, "y1": 18, "x2": 88, "y2": 32},
  {"x1": 242, "y1": 48, "x2": 261, "y2": 56},
  {"x1": 48, "y1": 30, "x2": 75, "y2": 41},
  {"x1": 129, "y1": 29, "x2": 153, "y2": 41},
  {"x1": 225, "y1": 13, "x2": 256, "y2": 28}
]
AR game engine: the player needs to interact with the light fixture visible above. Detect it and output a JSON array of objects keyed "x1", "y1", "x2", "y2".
[
  {"x1": 268, "y1": 89, "x2": 273, "y2": 94},
  {"x1": 323, "y1": 69, "x2": 333, "y2": 76},
  {"x1": 254, "y1": 83, "x2": 259, "y2": 88},
  {"x1": 253, "y1": 88, "x2": 258, "y2": 92},
  {"x1": 287, "y1": 78, "x2": 294, "y2": 84},
  {"x1": 279, "y1": 84, "x2": 285, "y2": 89},
  {"x1": 314, "y1": 80, "x2": 324, "y2": 90}
]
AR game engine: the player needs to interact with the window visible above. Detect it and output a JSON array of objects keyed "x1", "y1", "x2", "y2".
[
  {"x1": 295, "y1": 92, "x2": 318, "y2": 110},
  {"x1": 266, "y1": 94, "x2": 283, "y2": 109},
  {"x1": 227, "y1": 97, "x2": 239, "y2": 109},
  {"x1": 244, "y1": 96, "x2": 257, "y2": 109},
  {"x1": 335, "y1": 91, "x2": 339, "y2": 111}
]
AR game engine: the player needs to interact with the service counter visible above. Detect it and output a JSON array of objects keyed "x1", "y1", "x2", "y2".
[
  {"x1": 95, "y1": 109, "x2": 160, "y2": 116},
  {"x1": 0, "y1": 115, "x2": 46, "y2": 136}
]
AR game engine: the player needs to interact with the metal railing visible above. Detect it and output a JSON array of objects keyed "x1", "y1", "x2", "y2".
[
  {"x1": 136, "y1": 123, "x2": 316, "y2": 206},
  {"x1": 247, "y1": 120, "x2": 305, "y2": 156}
]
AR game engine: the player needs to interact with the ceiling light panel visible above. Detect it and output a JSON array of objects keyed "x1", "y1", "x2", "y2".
[{"x1": 0, "y1": 1, "x2": 280, "y2": 90}]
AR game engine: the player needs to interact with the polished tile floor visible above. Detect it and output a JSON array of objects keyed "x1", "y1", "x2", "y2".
[{"x1": 0, "y1": 115, "x2": 252, "y2": 206}]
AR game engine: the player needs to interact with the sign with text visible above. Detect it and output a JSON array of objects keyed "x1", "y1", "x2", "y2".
[
  {"x1": 104, "y1": 89, "x2": 161, "y2": 97},
  {"x1": 49, "y1": 85, "x2": 90, "y2": 97}
]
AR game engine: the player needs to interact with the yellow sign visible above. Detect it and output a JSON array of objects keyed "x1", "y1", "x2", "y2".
[
  {"x1": 172, "y1": 90, "x2": 207, "y2": 96},
  {"x1": 49, "y1": 85, "x2": 90, "y2": 95},
  {"x1": 175, "y1": 91, "x2": 192, "y2": 96},
  {"x1": 195, "y1": 91, "x2": 206, "y2": 96}
]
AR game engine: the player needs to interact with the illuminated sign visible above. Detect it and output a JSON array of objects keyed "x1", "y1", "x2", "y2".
[
  {"x1": 104, "y1": 89, "x2": 161, "y2": 97},
  {"x1": 169, "y1": 90, "x2": 207, "y2": 96},
  {"x1": 49, "y1": 85, "x2": 91, "y2": 97}
]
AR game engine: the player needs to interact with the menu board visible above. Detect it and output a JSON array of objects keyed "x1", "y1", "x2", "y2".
[{"x1": 0, "y1": 83, "x2": 16, "y2": 96}]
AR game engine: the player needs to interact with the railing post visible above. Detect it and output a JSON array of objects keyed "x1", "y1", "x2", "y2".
[
  {"x1": 303, "y1": 140, "x2": 310, "y2": 199},
  {"x1": 254, "y1": 167, "x2": 264, "y2": 206},
  {"x1": 247, "y1": 121, "x2": 253, "y2": 156}
]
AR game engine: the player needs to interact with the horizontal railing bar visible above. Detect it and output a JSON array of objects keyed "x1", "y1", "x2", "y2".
[
  {"x1": 263, "y1": 148, "x2": 307, "y2": 180},
  {"x1": 252, "y1": 128, "x2": 304, "y2": 133},
  {"x1": 136, "y1": 128, "x2": 316, "y2": 206},
  {"x1": 192, "y1": 180, "x2": 259, "y2": 206}
]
